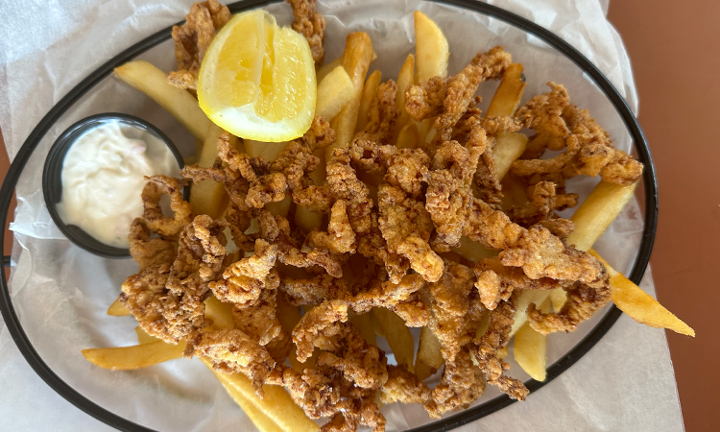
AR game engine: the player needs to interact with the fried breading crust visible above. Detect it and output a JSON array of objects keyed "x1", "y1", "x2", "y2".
[
  {"x1": 286, "y1": 0, "x2": 326, "y2": 66},
  {"x1": 168, "y1": 0, "x2": 231, "y2": 91}
]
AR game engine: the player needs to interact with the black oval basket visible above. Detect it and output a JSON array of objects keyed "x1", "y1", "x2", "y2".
[{"x1": 0, "y1": 1, "x2": 657, "y2": 431}]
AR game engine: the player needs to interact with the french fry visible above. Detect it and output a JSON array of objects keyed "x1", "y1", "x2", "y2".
[
  {"x1": 486, "y1": 64, "x2": 526, "y2": 118},
  {"x1": 327, "y1": 32, "x2": 374, "y2": 160},
  {"x1": 416, "y1": 327, "x2": 443, "y2": 371},
  {"x1": 348, "y1": 311, "x2": 377, "y2": 346},
  {"x1": 266, "y1": 196, "x2": 291, "y2": 218},
  {"x1": 514, "y1": 298, "x2": 550, "y2": 381},
  {"x1": 392, "y1": 54, "x2": 416, "y2": 138},
  {"x1": 549, "y1": 287, "x2": 568, "y2": 312},
  {"x1": 202, "y1": 358, "x2": 319, "y2": 432},
  {"x1": 245, "y1": 139, "x2": 289, "y2": 162},
  {"x1": 277, "y1": 295, "x2": 303, "y2": 333},
  {"x1": 414, "y1": 361, "x2": 435, "y2": 381},
  {"x1": 509, "y1": 289, "x2": 550, "y2": 338},
  {"x1": 316, "y1": 57, "x2": 342, "y2": 82},
  {"x1": 355, "y1": 70, "x2": 382, "y2": 133},
  {"x1": 494, "y1": 132, "x2": 528, "y2": 180},
  {"x1": 295, "y1": 205, "x2": 324, "y2": 232},
  {"x1": 396, "y1": 123, "x2": 420, "y2": 149},
  {"x1": 114, "y1": 60, "x2": 212, "y2": 141},
  {"x1": 567, "y1": 181, "x2": 638, "y2": 252},
  {"x1": 414, "y1": 11, "x2": 449, "y2": 81},
  {"x1": 212, "y1": 369, "x2": 284, "y2": 432},
  {"x1": 135, "y1": 326, "x2": 160, "y2": 344},
  {"x1": 372, "y1": 308, "x2": 414, "y2": 371},
  {"x1": 107, "y1": 296, "x2": 131, "y2": 316},
  {"x1": 82, "y1": 340, "x2": 186, "y2": 370},
  {"x1": 590, "y1": 251, "x2": 694, "y2": 336},
  {"x1": 452, "y1": 236, "x2": 497, "y2": 264},
  {"x1": 204, "y1": 296, "x2": 234, "y2": 330},
  {"x1": 190, "y1": 124, "x2": 231, "y2": 218},
  {"x1": 316, "y1": 66, "x2": 355, "y2": 121}
]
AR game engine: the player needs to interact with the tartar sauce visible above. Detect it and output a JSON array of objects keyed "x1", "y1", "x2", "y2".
[{"x1": 56, "y1": 121, "x2": 180, "y2": 248}]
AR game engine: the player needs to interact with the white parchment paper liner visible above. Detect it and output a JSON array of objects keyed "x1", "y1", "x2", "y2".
[{"x1": 0, "y1": 0, "x2": 683, "y2": 431}]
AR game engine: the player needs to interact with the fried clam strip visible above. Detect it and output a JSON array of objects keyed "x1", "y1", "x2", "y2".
[
  {"x1": 425, "y1": 125, "x2": 486, "y2": 252},
  {"x1": 141, "y1": 175, "x2": 193, "y2": 239},
  {"x1": 527, "y1": 269, "x2": 612, "y2": 335},
  {"x1": 286, "y1": 0, "x2": 326, "y2": 67},
  {"x1": 424, "y1": 347, "x2": 486, "y2": 418},
  {"x1": 277, "y1": 116, "x2": 336, "y2": 213},
  {"x1": 348, "y1": 273, "x2": 429, "y2": 327},
  {"x1": 280, "y1": 273, "x2": 352, "y2": 306},
  {"x1": 379, "y1": 148, "x2": 444, "y2": 283},
  {"x1": 282, "y1": 300, "x2": 388, "y2": 432},
  {"x1": 405, "y1": 46, "x2": 512, "y2": 125},
  {"x1": 186, "y1": 328, "x2": 276, "y2": 397},
  {"x1": 128, "y1": 218, "x2": 176, "y2": 271},
  {"x1": 474, "y1": 257, "x2": 571, "y2": 310},
  {"x1": 258, "y1": 210, "x2": 345, "y2": 278},
  {"x1": 512, "y1": 83, "x2": 643, "y2": 186},
  {"x1": 380, "y1": 365, "x2": 431, "y2": 405},
  {"x1": 425, "y1": 260, "x2": 484, "y2": 364},
  {"x1": 168, "y1": 0, "x2": 231, "y2": 91},
  {"x1": 506, "y1": 181, "x2": 578, "y2": 229},
  {"x1": 293, "y1": 300, "x2": 388, "y2": 388},
  {"x1": 232, "y1": 287, "x2": 292, "y2": 363},
  {"x1": 471, "y1": 298, "x2": 529, "y2": 401},
  {"x1": 209, "y1": 239, "x2": 279, "y2": 304},
  {"x1": 273, "y1": 366, "x2": 385, "y2": 432},
  {"x1": 121, "y1": 215, "x2": 227, "y2": 344}
]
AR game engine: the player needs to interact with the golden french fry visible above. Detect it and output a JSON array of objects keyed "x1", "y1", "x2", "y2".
[
  {"x1": 348, "y1": 311, "x2": 377, "y2": 347},
  {"x1": 204, "y1": 296, "x2": 234, "y2": 330},
  {"x1": 496, "y1": 346, "x2": 508, "y2": 359},
  {"x1": 393, "y1": 54, "x2": 416, "y2": 138},
  {"x1": 244, "y1": 139, "x2": 289, "y2": 162},
  {"x1": 514, "y1": 298, "x2": 550, "y2": 381},
  {"x1": 82, "y1": 340, "x2": 186, "y2": 370},
  {"x1": 396, "y1": 123, "x2": 419, "y2": 149},
  {"x1": 413, "y1": 360, "x2": 435, "y2": 381},
  {"x1": 201, "y1": 358, "x2": 319, "y2": 432},
  {"x1": 277, "y1": 295, "x2": 303, "y2": 333},
  {"x1": 316, "y1": 57, "x2": 342, "y2": 82},
  {"x1": 266, "y1": 196, "x2": 291, "y2": 218},
  {"x1": 494, "y1": 132, "x2": 528, "y2": 180},
  {"x1": 486, "y1": 63, "x2": 526, "y2": 117},
  {"x1": 509, "y1": 289, "x2": 550, "y2": 338},
  {"x1": 372, "y1": 308, "x2": 414, "y2": 371},
  {"x1": 295, "y1": 205, "x2": 324, "y2": 232},
  {"x1": 549, "y1": 287, "x2": 567, "y2": 312},
  {"x1": 414, "y1": 11, "x2": 449, "y2": 81},
  {"x1": 589, "y1": 251, "x2": 694, "y2": 336},
  {"x1": 135, "y1": 326, "x2": 160, "y2": 344},
  {"x1": 567, "y1": 181, "x2": 638, "y2": 252},
  {"x1": 107, "y1": 296, "x2": 131, "y2": 316},
  {"x1": 327, "y1": 32, "x2": 374, "y2": 160},
  {"x1": 416, "y1": 327, "x2": 443, "y2": 370},
  {"x1": 114, "y1": 61, "x2": 212, "y2": 141},
  {"x1": 317, "y1": 66, "x2": 355, "y2": 121},
  {"x1": 190, "y1": 125, "x2": 231, "y2": 219},
  {"x1": 355, "y1": 70, "x2": 382, "y2": 133},
  {"x1": 211, "y1": 369, "x2": 284, "y2": 432},
  {"x1": 452, "y1": 236, "x2": 497, "y2": 264}
]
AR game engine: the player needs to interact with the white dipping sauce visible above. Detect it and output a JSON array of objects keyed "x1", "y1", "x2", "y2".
[{"x1": 56, "y1": 121, "x2": 180, "y2": 248}]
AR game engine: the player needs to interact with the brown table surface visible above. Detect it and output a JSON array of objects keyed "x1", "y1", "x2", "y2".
[{"x1": 1, "y1": 1, "x2": 718, "y2": 431}]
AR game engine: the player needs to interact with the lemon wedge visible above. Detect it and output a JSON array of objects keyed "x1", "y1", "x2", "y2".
[{"x1": 198, "y1": 10, "x2": 316, "y2": 142}]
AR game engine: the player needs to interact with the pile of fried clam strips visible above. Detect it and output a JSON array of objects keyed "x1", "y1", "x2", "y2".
[{"x1": 0, "y1": 0, "x2": 688, "y2": 432}]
